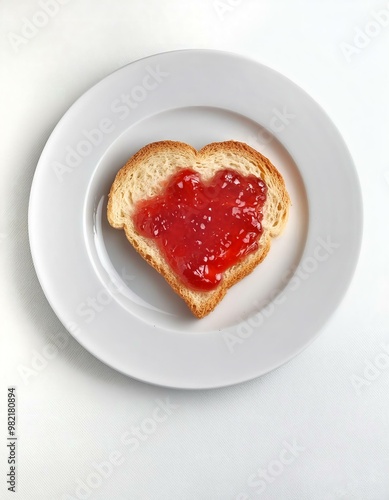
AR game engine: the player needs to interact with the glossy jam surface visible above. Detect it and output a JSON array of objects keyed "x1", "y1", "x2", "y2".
[{"x1": 133, "y1": 168, "x2": 267, "y2": 291}]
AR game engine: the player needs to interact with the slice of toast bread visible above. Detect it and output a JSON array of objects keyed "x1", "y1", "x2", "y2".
[{"x1": 107, "y1": 141, "x2": 290, "y2": 318}]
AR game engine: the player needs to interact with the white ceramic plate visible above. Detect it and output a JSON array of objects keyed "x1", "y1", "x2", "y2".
[{"x1": 29, "y1": 50, "x2": 362, "y2": 389}]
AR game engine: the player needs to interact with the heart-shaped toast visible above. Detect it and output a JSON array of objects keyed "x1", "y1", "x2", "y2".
[{"x1": 107, "y1": 141, "x2": 290, "y2": 318}]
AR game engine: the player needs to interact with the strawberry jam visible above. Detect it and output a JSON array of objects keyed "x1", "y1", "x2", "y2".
[{"x1": 133, "y1": 168, "x2": 267, "y2": 291}]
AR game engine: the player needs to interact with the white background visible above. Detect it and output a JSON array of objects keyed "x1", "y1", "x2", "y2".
[{"x1": 1, "y1": 0, "x2": 389, "y2": 499}]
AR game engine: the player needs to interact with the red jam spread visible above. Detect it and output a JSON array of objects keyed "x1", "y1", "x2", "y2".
[{"x1": 133, "y1": 168, "x2": 267, "y2": 291}]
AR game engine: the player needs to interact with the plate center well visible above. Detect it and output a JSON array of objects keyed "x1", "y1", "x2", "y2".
[{"x1": 84, "y1": 106, "x2": 308, "y2": 333}]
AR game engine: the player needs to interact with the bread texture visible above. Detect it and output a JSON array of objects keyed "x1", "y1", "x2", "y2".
[{"x1": 107, "y1": 141, "x2": 290, "y2": 318}]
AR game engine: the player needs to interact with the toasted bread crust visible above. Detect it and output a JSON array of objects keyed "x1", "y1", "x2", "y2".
[{"x1": 107, "y1": 141, "x2": 290, "y2": 318}]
